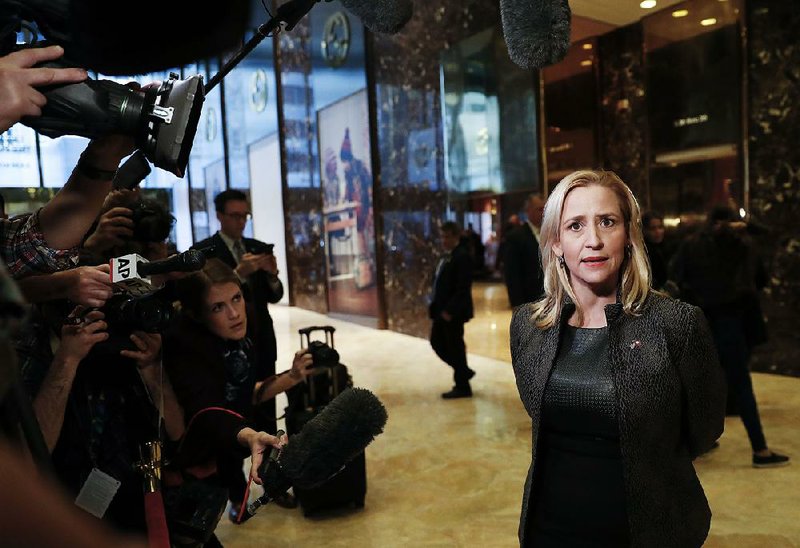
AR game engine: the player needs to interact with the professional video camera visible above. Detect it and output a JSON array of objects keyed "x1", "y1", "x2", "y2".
[
  {"x1": 100, "y1": 249, "x2": 206, "y2": 347},
  {"x1": 0, "y1": 0, "x2": 256, "y2": 176},
  {"x1": 0, "y1": 0, "x2": 414, "y2": 180}
]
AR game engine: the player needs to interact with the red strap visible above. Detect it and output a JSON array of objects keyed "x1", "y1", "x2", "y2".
[{"x1": 143, "y1": 491, "x2": 170, "y2": 548}]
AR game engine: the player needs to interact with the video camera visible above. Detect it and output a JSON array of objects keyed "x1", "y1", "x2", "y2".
[
  {"x1": 85, "y1": 248, "x2": 205, "y2": 352},
  {"x1": 0, "y1": 0, "x2": 254, "y2": 177}
]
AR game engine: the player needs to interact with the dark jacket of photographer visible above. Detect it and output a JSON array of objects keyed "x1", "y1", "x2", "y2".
[
  {"x1": 16, "y1": 303, "x2": 161, "y2": 533},
  {"x1": 510, "y1": 293, "x2": 725, "y2": 547}
]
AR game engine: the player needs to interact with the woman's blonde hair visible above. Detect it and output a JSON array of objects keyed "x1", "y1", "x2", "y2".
[{"x1": 531, "y1": 170, "x2": 651, "y2": 329}]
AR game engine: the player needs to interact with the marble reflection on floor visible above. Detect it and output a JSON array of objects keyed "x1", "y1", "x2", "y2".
[{"x1": 215, "y1": 284, "x2": 799, "y2": 547}]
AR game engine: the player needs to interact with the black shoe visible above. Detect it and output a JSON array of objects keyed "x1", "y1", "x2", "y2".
[
  {"x1": 752, "y1": 451, "x2": 790, "y2": 468},
  {"x1": 273, "y1": 491, "x2": 298, "y2": 509},
  {"x1": 467, "y1": 368, "x2": 476, "y2": 381},
  {"x1": 441, "y1": 387, "x2": 472, "y2": 399},
  {"x1": 228, "y1": 503, "x2": 243, "y2": 524}
]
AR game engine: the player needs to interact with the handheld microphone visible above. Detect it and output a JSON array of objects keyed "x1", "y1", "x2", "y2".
[
  {"x1": 110, "y1": 249, "x2": 207, "y2": 296},
  {"x1": 137, "y1": 249, "x2": 207, "y2": 277},
  {"x1": 339, "y1": 0, "x2": 413, "y2": 34},
  {"x1": 243, "y1": 388, "x2": 388, "y2": 521},
  {"x1": 500, "y1": 0, "x2": 572, "y2": 70}
]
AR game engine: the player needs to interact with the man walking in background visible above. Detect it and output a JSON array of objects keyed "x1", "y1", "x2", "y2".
[
  {"x1": 429, "y1": 222, "x2": 475, "y2": 399},
  {"x1": 504, "y1": 194, "x2": 545, "y2": 308}
]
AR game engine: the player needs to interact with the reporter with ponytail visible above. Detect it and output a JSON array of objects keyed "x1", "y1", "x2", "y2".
[{"x1": 510, "y1": 170, "x2": 725, "y2": 547}]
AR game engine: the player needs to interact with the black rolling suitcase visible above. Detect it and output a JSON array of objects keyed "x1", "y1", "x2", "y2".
[{"x1": 285, "y1": 325, "x2": 367, "y2": 516}]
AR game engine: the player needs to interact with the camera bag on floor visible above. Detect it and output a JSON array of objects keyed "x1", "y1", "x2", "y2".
[{"x1": 285, "y1": 325, "x2": 367, "y2": 516}]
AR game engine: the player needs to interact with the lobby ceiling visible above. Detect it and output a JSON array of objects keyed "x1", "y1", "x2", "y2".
[{"x1": 570, "y1": 0, "x2": 687, "y2": 26}]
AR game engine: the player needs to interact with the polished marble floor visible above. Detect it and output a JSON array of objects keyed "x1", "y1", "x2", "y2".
[{"x1": 216, "y1": 283, "x2": 799, "y2": 547}]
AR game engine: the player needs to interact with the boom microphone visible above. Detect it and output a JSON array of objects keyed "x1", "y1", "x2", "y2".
[
  {"x1": 339, "y1": 0, "x2": 414, "y2": 34},
  {"x1": 500, "y1": 0, "x2": 572, "y2": 70},
  {"x1": 257, "y1": 387, "x2": 387, "y2": 504}
]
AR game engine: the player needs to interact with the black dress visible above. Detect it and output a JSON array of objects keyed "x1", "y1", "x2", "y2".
[{"x1": 527, "y1": 326, "x2": 630, "y2": 547}]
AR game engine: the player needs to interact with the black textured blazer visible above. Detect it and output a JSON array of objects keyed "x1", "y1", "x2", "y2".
[{"x1": 510, "y1": 292, "x2": 726, "y2": 548}]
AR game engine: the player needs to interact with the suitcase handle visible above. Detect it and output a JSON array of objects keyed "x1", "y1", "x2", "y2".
[
  {"x1": 299, "y1": 325, "x2": 336, "y2": 350},
  {"x1": 298, "y1": 326, "x2": 336, "y2": 336}
]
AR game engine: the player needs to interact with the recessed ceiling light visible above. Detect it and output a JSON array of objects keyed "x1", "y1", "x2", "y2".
[
  {"x1": 582, "y1": 43, "x2": 593, "y2": 50},
  {"x1": 672, "y1": 9, "x2": 689, "y2": 17},
  {"x1": 700, "y1": 17, "x2": 718, "y2": 26},
  {"x1": 580, "y1": 60, "x2": 593, "y2": 67},
  {"x1": 640, "y1": 0, "x2": 657, "y2": 8}
]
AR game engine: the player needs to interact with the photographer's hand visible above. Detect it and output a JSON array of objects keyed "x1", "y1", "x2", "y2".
[
  {"x1": 57, "y1": 309, "x2": 109, "y2": 364},
  {"x1": 236, "y1": 428, "x2": 287, "y2": 485},
  {"x1": 121, "y1": 332, "x2": 162, "y2": 369},
  {"x1": 33, "y1": 308, "x2": 108, "y2": 452},
  {"x1": 83, "y1": 207, "x2": 134, "y2": 255},
  {"x1": 0, "y1": 45, "x2": 88, "y2": 132},
  {"x1": 124, "y1": 332, "x2": 185, "y2": 441},
  {"x1": 253, "y1": 350, "x2": 313, "y2": 405}
]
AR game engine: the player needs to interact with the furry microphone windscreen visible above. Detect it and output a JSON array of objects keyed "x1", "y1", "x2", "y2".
[
  {"x1": 279, "y1": 387, "x2": 388, "y2": 489},
  {"x1": 500, "y1": 0, "x2": 572, "y2": 70},
  {"x1": 339, "y1": 0, "x2": 414, "y2": 34}
]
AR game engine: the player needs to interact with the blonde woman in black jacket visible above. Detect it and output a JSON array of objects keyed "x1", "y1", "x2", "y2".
[{"x1": 510, "y1": 170, "x2": 726, "y2": 547}]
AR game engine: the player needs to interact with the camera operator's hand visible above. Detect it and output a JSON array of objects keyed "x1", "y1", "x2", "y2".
[
  {"x1": 64, "y1": 265, "x2": 113, "y2": 308},
  {"x1": 83, "y1": 206, "x2": 134, "y2": 255},
  {"x1": 56, "y1": 309, "x2": 109, "y2": 365},
  {"x1": 0, "y1": 45, "x2": 88, "y2": 132},
  {"x1": 236, "y1": 427, "x2": 287, "y2": 485},
  {"x1": 289, "y1": 350, "x2": 314, "y2": 381},
  {"x1": 81, "y1": 134, "x2": 137, "y2": 173},
  {"x1": 120, "y1": 332, "x2": 162, "y2": 370}
]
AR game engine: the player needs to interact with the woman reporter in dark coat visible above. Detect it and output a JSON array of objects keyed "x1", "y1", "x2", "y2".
[{"x1": 510, "y1": 170, "x2": 726, "y2": 547}]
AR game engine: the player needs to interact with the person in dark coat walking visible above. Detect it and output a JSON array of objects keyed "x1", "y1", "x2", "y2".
[
  {"x1": 504, "y1": 194, "x2": 545, "y2": 307},
  {"x1": 670, "y1": 206, "x2": 789, "y2": 468},
  {"x1": 429, "y1": 222, "x2": 475, "y2": 399},
  {"x1": 510, "y1": 170, "x2": 726, "y2": 547}
]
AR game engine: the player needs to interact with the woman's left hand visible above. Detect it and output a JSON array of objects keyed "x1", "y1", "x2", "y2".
[
  {"x1": 239, "y1": 428, "x2": 287, "y2": 485},
  {"x1": 120, "y1": 331, "x2": 162, "y2": 369}
]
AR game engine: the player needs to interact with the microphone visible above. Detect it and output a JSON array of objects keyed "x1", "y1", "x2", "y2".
[
  {"x1": 137, "y1": 249, "x2": 207, "y2": 277},
  {"x1": 110, "y1": 250, "x2": 206, "y2": 296},
  {"x1": 500, "y1": 0, "x2": 572, "y2": 70},
  {"x1": 245, "y1": 388, "x2": 387, "y2": 519},
  {"x1": 277, "y1": 387, "x2": 387, "y2": 489},
  {"x1": 339, "y1": 0, "x2": 413, "y2": 34}
]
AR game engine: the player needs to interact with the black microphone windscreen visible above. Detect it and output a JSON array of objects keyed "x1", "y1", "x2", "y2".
[
  {"x1": 500, "y1": 0, "x2": 572, "y2": 70},
  {"x1": 339, "y1": 0, "x2": 413, "y2": 34},
  {"x1": 278, "y1": 387, "x2": 387, "y2": 489},
  {"x1": 138, "y1": 249, "x2": 207, "y2": 277}
]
